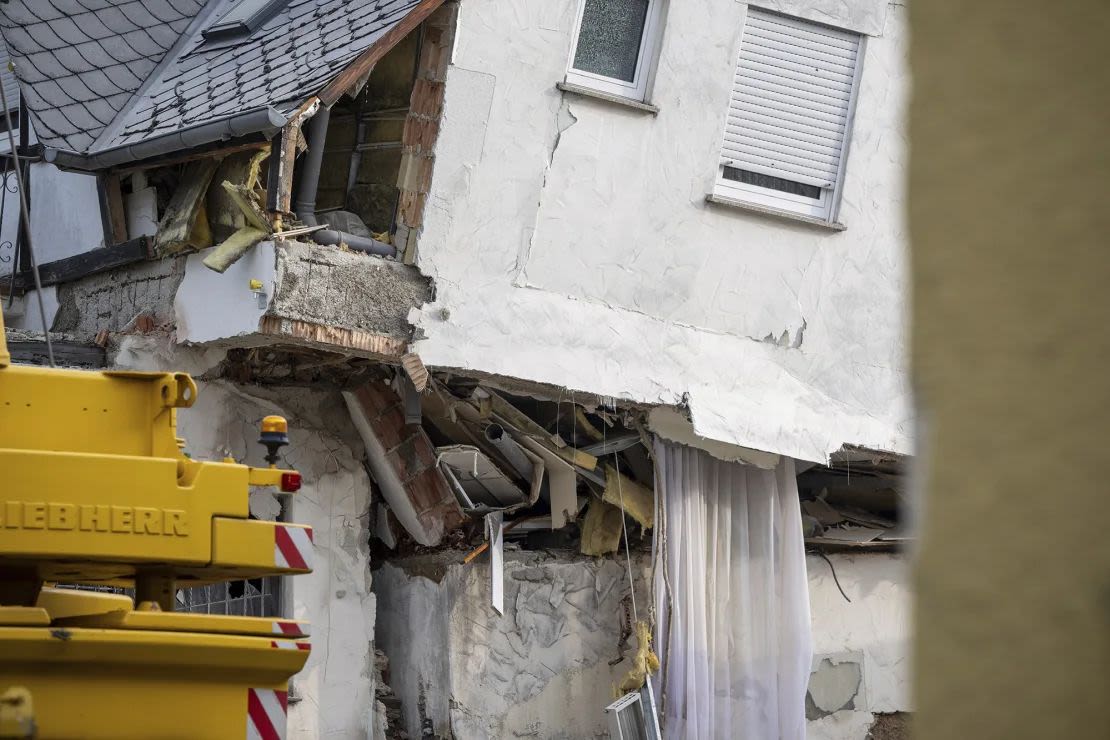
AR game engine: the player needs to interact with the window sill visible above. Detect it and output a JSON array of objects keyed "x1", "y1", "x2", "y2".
[
  {"x1": 556, "y1": 82, "x2": 660, "y2": 114},
  {"x1": 705, "y1": 194, "x2": 847, "y2": 232}
]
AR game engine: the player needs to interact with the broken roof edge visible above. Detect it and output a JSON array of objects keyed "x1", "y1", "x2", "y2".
[{"x1": 45, "y1": 106, "x2": 289, "y2": 172}]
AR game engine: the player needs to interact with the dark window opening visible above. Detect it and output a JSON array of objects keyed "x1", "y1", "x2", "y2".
[{"x1": 723, "y1": 166, "x2": 822, "y2": 200}]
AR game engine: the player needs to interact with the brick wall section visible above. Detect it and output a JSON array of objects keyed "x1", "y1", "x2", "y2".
[
  {"x1": 395, "y1": 2, "x2": 457, "y2": 263},
  {"x1": 346, "y1": 379, "x2": 466, "y2": 544}
]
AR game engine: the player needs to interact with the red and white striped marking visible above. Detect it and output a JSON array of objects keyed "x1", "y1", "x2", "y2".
[
  {"x1": 271, "y1": 620, "x2": 309, "y2": 638},
  {"x1": 246, "y1": 688, "x2": 287, "y2": 740},
  {"x1": 270, "y1": 639, "x2": 311, "y2": 651},
  {"x1": 274, "y1": 525, "x2": 313, "y2": 571}
]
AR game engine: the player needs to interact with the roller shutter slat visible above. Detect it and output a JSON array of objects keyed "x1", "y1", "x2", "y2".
[{"x1": 720, "y1": 8, "x2": 861, "y2": 191}]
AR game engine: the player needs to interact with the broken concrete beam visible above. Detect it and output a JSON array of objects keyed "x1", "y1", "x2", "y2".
[
  {"x1": 154, "y1": 157, "x2": 223, "y2": 256},
  {"x1": 268, "y1": 241, "x2": 433, "y2": 347},
  {"x1": 601, "y1": 465, "x2": 654, "y2": 529},
  {"x1": 580, "y1": 499, "x2": 623, "y2": 556},
  {"x1": 344, "y1": 380, "x2": 465, "y2": 546}
]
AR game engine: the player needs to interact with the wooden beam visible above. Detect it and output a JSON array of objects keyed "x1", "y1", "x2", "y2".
[
  {"x1": 101, "y1": 173, "x2": 128, "y2": 245},
  {"x1": 109, "y1": 142, "x2": 270, "y2": 177},
  {"x1": 317, "y1": 0, "x2": 447, "y2": 107},
  {"x1": 7, "y1": 339, "x2": 106, "y2": 368},
  {"x1": 10, "y1": 237, "x2": 153, "y2": 292},
  {"x1": 268, "y1": 98, "x2": 320, "y2": 216}
]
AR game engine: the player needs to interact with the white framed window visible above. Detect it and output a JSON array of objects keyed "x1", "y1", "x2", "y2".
[
  {"x1": 714, "y1": 8, "x2": 864, "y2": 223},
  {"x1": 565, "y1": 0, "x2": 665, "y2": 102}
]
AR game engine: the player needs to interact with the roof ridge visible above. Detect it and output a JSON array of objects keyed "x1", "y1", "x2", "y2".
[{"x1": 87, "y1": 0, "x2": 224, "y2": 156}]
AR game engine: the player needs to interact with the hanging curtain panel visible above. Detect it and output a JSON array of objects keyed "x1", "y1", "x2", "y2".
[{"x1": 652, "y1": 440, "x2": 812, "y2": 740}]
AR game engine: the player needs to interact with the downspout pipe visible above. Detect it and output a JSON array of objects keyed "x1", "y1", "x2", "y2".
[{"x1": 294, "y1": 107, "x2": 396, "y2": 258}]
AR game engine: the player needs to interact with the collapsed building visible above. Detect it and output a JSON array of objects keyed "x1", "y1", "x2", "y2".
[{"x1": 0, "y1": 1, "x2": 912, "y2": 738}]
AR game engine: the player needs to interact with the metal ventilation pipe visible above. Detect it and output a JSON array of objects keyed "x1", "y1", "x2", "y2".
[{"x1": 293, "y1": 107, "x2": 396, "y2": 258}]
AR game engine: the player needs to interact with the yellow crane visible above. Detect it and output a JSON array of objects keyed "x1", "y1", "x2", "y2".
[{"x1": 0, "y1": 304, "x2": 313, "y2": 739}]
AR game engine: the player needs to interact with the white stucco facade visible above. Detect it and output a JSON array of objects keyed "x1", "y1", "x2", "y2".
[{"x1": 412, "y1": 0, "x2": 910, "y2": 463}]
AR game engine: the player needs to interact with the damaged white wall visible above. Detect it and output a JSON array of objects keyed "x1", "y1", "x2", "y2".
[
  {"x1": 412, "y1": 0, "x2": 910, "y2": 463},
  {"x1": 374, "y1": 550, "x2": 910, "y2": 740},
  {"x1": 374, "y1": 552, "x2": 651, "y2": 740},
  {"x1": 806, "y1": 552, "x2": 911, "y2": 739},
  {"x1": 112, "y1": 341, "x2": 380, "y2": 739}
]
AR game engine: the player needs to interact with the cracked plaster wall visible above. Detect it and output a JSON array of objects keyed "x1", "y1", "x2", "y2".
[
  {"x1": 374, "y1": 552, "x2": 651, "y2": 739},
  {"x1": 186, "y1": 382, "x2": 377, "y2": 740},
  {"x1": 374, "y1": 550, "x2": 909, "y2": 740},
  {"x1": 412, "y1": 0, "x2": 910, "y2": 463},
  {"x1": 109, "y1": 343, "x2": 378, "y2": 739},
  {"x1": 806, "y1": 552, "x2": 911, "y2": 739}
]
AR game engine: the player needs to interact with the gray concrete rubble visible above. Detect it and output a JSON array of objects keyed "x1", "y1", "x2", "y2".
[{"x1": 267, "y1": 241, "x2": 433, "y2": 349}]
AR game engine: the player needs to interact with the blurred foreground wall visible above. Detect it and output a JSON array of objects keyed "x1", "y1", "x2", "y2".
[{"x1": 909, "y1": 2, "x2": 1110, "y2": 739}]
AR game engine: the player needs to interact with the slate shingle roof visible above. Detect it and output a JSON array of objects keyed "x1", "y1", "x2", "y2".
[
  {"x1": 110, "y1": 0, "x2": 423, "y2": 149},
  {"x1": 0, "y1": 0, "x2": 203, "y2": 153},
  {"x1": 0, "y1": 0, "x2": 428, "y2": 165}
]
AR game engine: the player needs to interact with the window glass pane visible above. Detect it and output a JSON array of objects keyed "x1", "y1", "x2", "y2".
[
  {"x1": 724, "y1": 167, "x2": 822, "y2": 200},
  {"x1": 572, "y1": 0, "x2": 650, "y2": 83}
]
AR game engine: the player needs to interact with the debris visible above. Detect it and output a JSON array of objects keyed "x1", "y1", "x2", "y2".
[
  {"x1": 580, "y1": 500, "x2": 623, "y2": 556},
  {"x1": 220, "y1": 181, "x2": 270, "y2": 232},
  {"x1": 201, "y1": 227, "x2": 267, "y2": 273},
  {"x1": 516, "y1": 435, "x2": 579, "y2": 529},
  {"x1": 802, "y1": 497, "x2": 846, "y2": 526},
  {"x1": 617, "y1": 621, "x2": 660, "y2": 694},
  {"x1": 397, "y1": 371, "x2": 422, "y2": 425},
  {"x1": 207, "y1": 148, "x2": 270, "y2": 242},
  {"x1": 483, "y1": 423, "x2": 534, "y2": 479},
  {"x1": 401, "y1": 352, "x2": 429, "y2": 392},
  {"x1": 601, "y1": 465, "x2": 654, "y2": 529},
  {"x1": 154, "y1": 157, "x2": 223, "y2": 256},
  {"x1": 487, "y1": 391, "x2": 569, "y2": 451},
  {"x1": 344, "y1": 380, "x2": 465, "y2": 547},
  {"x1": 582, "y1": 433, "x2": 642, "y2": 457},
  {"x1": 462, "y1": 518, "x2": 527, "y2": 564},
  {"x1": 437, "y1": 445, "x2": 528, "y2": 509},
  {"x1": 375, "y1": 502, "x2": 400, "y2": 550},
  {"x1": 814, "y1": 525, "x2": 884, "y2": 543},
  {"x1": 487, "y1": 511, "x2": 504, "y2": 615}
]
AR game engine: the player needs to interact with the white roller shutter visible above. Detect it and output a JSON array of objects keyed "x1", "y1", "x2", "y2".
[{"x1": 721, "y1": 8, "x2": 861, "y2": 189}]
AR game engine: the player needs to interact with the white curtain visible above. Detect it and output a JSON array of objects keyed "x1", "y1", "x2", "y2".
[{"x1": 652, "y1": 440, "x2": 812, "y2": 740}]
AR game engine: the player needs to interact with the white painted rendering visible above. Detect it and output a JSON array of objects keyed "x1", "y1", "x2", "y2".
[
  {"x1": 182, "y1": 381, "x2": 378, "y2": 740},
  {"x1": 4, "y1": 286, "x2": 58, "y2": 332},
  {"x1": 108, "y1": 344, "x2": 379, "y2": 740},
  {"x1": 0, "y1": 119, "x2": 104, "y2": 281},
  {"x1": 174, "y1": 242, "x2": 277, "y2": 344},
  {"x1": 412, "y1": 0, "x2": 910, "y2": 463},
  {"x1": 28, "y1": 163, "x2": 104, "y2": 263},
  {"x1": 807, "y1": 552, "x2": 911, "y2": 736}
]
